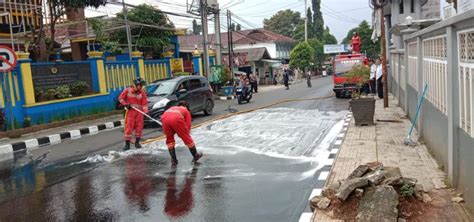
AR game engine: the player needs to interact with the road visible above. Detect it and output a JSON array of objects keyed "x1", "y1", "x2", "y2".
[{"x1": 0, "y1": 77, "x2": 349, "y2": 222}]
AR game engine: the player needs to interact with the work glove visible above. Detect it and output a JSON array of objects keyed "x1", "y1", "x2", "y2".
[
  {"x1": 143, "y1": 107, "x2": 149, "y2": 114},
  {"x1": 125, "y1": 104, "x2": 132, "y2": 109}
]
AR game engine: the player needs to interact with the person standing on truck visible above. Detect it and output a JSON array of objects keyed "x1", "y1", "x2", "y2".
[
  {"x1": 161, "y1": 101, "x2": 202, "y2": 166},
  {"x1": 351, "y1": 32, "x2": 361, "y2": 53},
  {"x1": 119, "y1": 78, "x2": 148, "y2": 151},
  {"x1": 375, "y1": 59, "x2": 384, "y2": 99}
]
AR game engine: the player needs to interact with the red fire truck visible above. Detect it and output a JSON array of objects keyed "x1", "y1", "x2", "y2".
[{"x1": 332, "y1": 53, "x2": 368, "y2": 98}]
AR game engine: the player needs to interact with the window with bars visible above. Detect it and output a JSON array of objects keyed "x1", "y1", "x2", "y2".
[
  {"x1": 422, "y1": 35, "x2": 448, "y2": 115},
  {"x1": 458, "y1": 29, "x2": 474, "y2": 137}
]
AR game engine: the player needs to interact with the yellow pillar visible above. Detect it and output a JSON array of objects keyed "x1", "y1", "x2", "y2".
[
  {"x1": 132, "y1": 51, "x2": 145, "y2": 81},
  {"x1": 17, "y1": 52, "x2": 35, "y2": 105},
  {"x1": 87, "y1": 51, "x2": 107, "y2": 94}
]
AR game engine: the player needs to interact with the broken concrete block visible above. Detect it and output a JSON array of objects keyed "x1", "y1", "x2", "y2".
[
  {"x1": 310, "y1": 196, "x2": 321, "y2": 211},
  {"x1": 316, "y1": 197, "x2": 331, "y2": 210},
  {"x1": 398, "y1": 218, "x2": 407, "y2": 222},
  {"x1": 365, "y1": 169, "x2": 385, "y2": 185},
  {"x1": 321, "y1": 187, "x2": 335, "y2": 198},
  {"x1": 452, "y1": 197, "x2": 464, "y2": 203},
  {"x1": 355, "y1": 188, "x2": 364, "y2": 197},
  {"x1": 357, "y1": 185, "x2": 399, "y2": 222},
  {"x1": 400, "y1": 177, "x2": 417, "y2": 187},
  {"x1": 422, "y1": 193, "x2": 432, "y2": 203},
  {"x1": 347, "y1": 164, "x2": 370, "y2": 180},
  {"x1": 336, "y1": 178, "x2": 369, "y2": 201}
]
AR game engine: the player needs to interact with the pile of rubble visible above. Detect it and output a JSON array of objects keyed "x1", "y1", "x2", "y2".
[{"x1": 310, "y1": 162, "x2": 433, "y2": 221}]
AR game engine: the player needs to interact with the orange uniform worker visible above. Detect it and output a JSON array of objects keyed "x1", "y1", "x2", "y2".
[
  {"x1": 161, "y1": 101, "x2": 202, "y2": 165},
  {"x1": 351, "y1": 32, "x2": 361, "y2": 53},
  {"x1": 119, "y1": 78, "x2": 148, "y2": 150}
]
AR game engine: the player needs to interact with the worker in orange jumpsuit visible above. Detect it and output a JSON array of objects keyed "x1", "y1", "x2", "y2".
[
  {"x1": 119, "y1": 78, "x2": 148, "y2": 150},
  {"x1": 161, "y1": 101, "x2": 202, "y2": 165},
  {"x1": 351, "y1": 32, "x2": 361, "y2": 53}
]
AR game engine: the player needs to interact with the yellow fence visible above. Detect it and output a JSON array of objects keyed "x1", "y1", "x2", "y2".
[
  {"x1": 0, "y1": 70, "x2": 21, "y2": 108},
  {"x1": 144, "y1": 61, "x2": 169, "y2": 83},
  {"x1": 104, "y1": 63, "x2": 137, "y2": 92}
]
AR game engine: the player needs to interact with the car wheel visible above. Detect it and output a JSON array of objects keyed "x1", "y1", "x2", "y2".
[
  {"x1": 237, "y1": 95, "x2": 243, "y2": 104},
  {"x1": 203, "y1": 99, "x2": 214, "y2": 115},
  {"x1": 335, "y1": 92, "x2": 342, "y2": 98}
]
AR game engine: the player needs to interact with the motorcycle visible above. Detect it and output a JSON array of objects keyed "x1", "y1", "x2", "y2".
[{"x1": 235, "y1": 86, "x2": 252, "y2": 104}]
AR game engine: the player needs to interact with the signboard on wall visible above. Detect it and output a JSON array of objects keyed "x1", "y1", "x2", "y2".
[
  {"x1": 459, "y1": 0, "x2": 474, "y2": 14},
  {"x1": 31, "y1": 63, "x2": 92, "y2": 90},
  {"x1": 323, "y1": 44, "x2": 347, "y2": 54},
  {"x1": 170, "y1": 58, "x2": 184, "y2": 73}
]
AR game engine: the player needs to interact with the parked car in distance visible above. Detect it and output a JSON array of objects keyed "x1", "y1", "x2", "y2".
[{"x1": 145, "y1": 76, "x2": 214, "y2": 126}]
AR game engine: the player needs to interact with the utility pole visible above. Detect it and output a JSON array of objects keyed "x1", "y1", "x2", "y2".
[
  {"x1": 214, "y1": 4, "x2": 222, "y2": 65},
  {"x1": 200, "y1": 0, "x2": 210, "y2": 77},
  {"x1": 304, "y1": 0, "x2": 308, "y2": 42},
  {"x1": 227, "y1": 10, "x2": 234, "y2": 80},
  {"x1": 122, "y1": 0, "x2": 132, "y2": 61}
]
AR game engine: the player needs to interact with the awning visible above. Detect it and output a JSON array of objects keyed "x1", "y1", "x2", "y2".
[
  {"x1": 261, "y1": 59, "x2": 281, "y2": 63},
  {"x1": 233, "y1": 47, "x2": 271, "y2": 62}
]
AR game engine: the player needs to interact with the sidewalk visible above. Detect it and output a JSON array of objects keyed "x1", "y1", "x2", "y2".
[{"x1": 312, "y1": 94, "x2": 473, "y2": 221}]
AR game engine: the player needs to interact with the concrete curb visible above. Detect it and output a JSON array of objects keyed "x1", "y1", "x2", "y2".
[
  {"x1": 0, "y1": 120, "x2": 124, "y2": 157},
  {"x1": 298, "y1": 110, "x2": 352, "y2": 222}
]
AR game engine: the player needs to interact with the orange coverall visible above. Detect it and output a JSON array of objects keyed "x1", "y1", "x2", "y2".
[
  {"x1": 119, "y1": 86, "x2": 148, "y2": 141},
  {"x1": 161, "y1": 106, "x2": 194, "y2": 149}
]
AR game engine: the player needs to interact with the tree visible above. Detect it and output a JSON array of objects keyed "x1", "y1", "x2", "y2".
[
  {"x1": 308, "y1": 39, "x2": 325, "y2": 68},
  {"x1": 323, "y1": 26, "x2": 337, "y2": 44},
  {"x1": 312, "y1": 0, "x2": 324, "y2": 40},
  {"x1": 113, "y1": 4, "x2": 175, "y2": 58},
  {"x1": 263, "y1": 9, "x2": 304, "y2": 40},
  {"x1": 236, "y1": 23, "x2": 242, "y2": 31},
  {"x1": 306, "y1": 7, "x2": 314, "y2": 39},
  {"x1": 192, "y1": 19, "x2": 201, "y2": 35},
  {"x1": 289, "y1": 41, "x2": 315, "y2": 71},
  {"x1": 342, "y1": 20, "x2": 380, "y2": 59},
  {"x1": 230, "y1": 23, "x2": 236, "y2": 31}
]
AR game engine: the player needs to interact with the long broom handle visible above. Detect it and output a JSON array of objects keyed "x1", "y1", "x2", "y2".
[
  {"x1": 408, "y1": 84, "x2": 428, "y2": 137},
  {"x1": 127, "y1": 107, "x2": 163, "y2": 126}
]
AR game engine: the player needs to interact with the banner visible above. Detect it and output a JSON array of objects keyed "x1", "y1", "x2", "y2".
[
  {"x1": 170, "y1": 58, "x2": 184, "y2": 73},
  {"x1": 324, "y1": 44, "x2": 348, "y2": 54}
]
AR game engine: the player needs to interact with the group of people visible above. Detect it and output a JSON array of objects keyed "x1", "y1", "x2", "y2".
[
  {"x1": 272, "y1": 68, "x2": 292, "y2": 90},
  {"x1": 118, "y1": 78, "x2": 202, "y2": 166},
  {"x1": 237, "y1": 72, "x2": 259, "y2": 94},
  {"x1": 367, "y1": 58, "x2": 384, "y2": 99}
]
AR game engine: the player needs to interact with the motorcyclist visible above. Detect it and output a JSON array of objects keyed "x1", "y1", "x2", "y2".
[
  {"x1": 238, "y1": 75, "x2": 250, "y2": 97},
  {"x1": 118, "y1": 78, "x2": 148, "y2": 150}
]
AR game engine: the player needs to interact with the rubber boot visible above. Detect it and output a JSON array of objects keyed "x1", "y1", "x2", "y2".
[
  {"x1": 169, "y1": 148, "x2": 178, "y2": 166},
  {"x1": 189, "y1": 146, "x2": 203, "y2": 163},
  {"x1": 124, "y1": 140, "x2": 131, "y2": 151},
  {"x1": 135, "y1": 138, "x2": 142, "y2": 148}
]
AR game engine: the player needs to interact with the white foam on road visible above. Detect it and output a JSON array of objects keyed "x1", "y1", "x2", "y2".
[{"x1": 79, "y1": 108, "x2": 347, "y2": 168}]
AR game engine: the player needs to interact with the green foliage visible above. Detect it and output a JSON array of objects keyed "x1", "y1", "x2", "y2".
[
  {"x1": 400, "y1": 183, "x2": 415, "y2": 197},
  {"x1": 308, "y1": 39, "x2": 325, "y2": 68},
  {"x1": 192, "y1": 19, "x2": 201, "y2": 35},
  {"x1": 36, "y1": 116, "x2": 44, "y2": 125},
  {"x1": 0, "y1": 109, "x2": 5, "y2": 131},
  {"x1": 220, "y1": 67, "x2": 232, "y2": 84},
  {"x1": 323, "y1": 27, "x2": 338, "y2": 44},
  {"x1": 23, "y1": 116, "x2": 31, "y2": 128},
  {"x1": 306, "y1": 7, "x2": 313, "y2": 39},
  {"x1": 289, "y1": 42, "x2": 315, "y2": 70},
  {"x1": 88, "y1": 18, "x2": 123, "y2": 55},
  {"x1": 312, "y1": 0, "x2": 324, "y2": 40},
  {"x1": 70, "y1": 81, "x2": 89, "y2": 97},
  {"x1": 55, "y1": 85, "x2": 71, "y2": 99},
  {"x1": 263, "y1": 9, "x2": 304, "y2": 40},
  {"x1": 342, "y1": 21, "x2": 380, "y2": 59},
  {"x1": 346, "y1": 64, "x2": 370, "y2": 98},
  {"x1": 113, "y1": 4, "x2": 175, "y2": 57}
]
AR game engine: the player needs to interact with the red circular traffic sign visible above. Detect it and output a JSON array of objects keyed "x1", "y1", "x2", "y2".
[{"x1": 0, "y1": 45, "x2": 18, "y2": 72}]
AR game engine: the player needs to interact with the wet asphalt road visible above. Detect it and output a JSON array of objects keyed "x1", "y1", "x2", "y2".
[{"x1": 0, "y1": 77, "x2": 349, "y2": 222}]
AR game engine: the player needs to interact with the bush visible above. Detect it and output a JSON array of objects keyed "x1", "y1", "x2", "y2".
[
  {"x1": 221, "y1": 67, "x2": 232, "y2": 85},
  {"x1": 400, "y1": 183, "x2": 415, "y2": 197},
  {"x1": 55, "y1": 85, "x2": 71, "y2": 99},
  {"x1": 70, "y1": 81, "x2": 89, "y2": 97},
  {"x1": 0, "y1": 109, "x2": 5, "y2": 131}
]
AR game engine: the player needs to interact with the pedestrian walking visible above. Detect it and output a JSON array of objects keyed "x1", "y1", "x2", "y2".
[
  {"x1": 250, "y1": 72, "x2": 258, "y2": 93},
  {"x1": 283, "y1": 68, "x2": 290, "y2": 90},
  {"x1": 375, "y1": 59, "x2": 384, "y2": 99},
  {"x1": 118, "y1": 78, "x2": 148, "y2": 150},
  {"x1": 273, "y1": 71, "x2": 278, "y2": 85},
  {"x1": 161, "y1": 101, "x2": 202, "y2": 166},
  {"x1": 306, "y1": 70, "x2": 312, "y2": 88},
  {"x1": 369, "y1": 60, "x2": 377, "y2": 94}
]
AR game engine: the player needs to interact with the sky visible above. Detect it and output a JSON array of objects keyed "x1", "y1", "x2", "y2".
[{"x1": 85, "y1": 0, "x2": 446, "y2": 43}]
